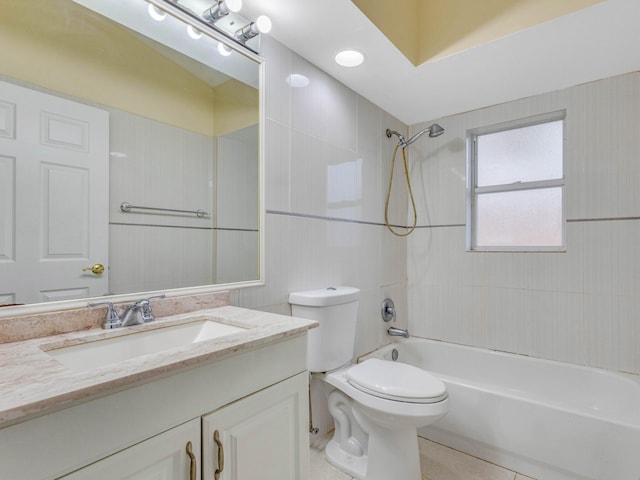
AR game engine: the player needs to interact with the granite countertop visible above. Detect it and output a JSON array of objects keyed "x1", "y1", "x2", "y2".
[{"x1": 0, "y1": 306, "x2": 316, "y2": 428}]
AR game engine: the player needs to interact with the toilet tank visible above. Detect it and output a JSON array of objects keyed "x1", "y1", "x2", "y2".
[{"x1": 289, "y1": 286, "x2": 360, "y2": 373}]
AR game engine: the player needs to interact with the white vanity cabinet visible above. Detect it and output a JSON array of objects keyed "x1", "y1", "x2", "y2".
[
  {"x1": 60, "y1": 419, "x2": 201, "y2": 480},
  {"x1": 202, "y1": 373, "x2": 309, "y2": 480},
  {"x1": 58, "y1": 373, "x2": 309, "y2": 480},
  {"x1": 0, "y1": 334, "x2": 310, "y2": 480}
]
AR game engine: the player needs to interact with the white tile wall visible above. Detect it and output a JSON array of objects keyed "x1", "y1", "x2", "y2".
[
  {"x1": 233, "y1": 38, "x2": 640, "y2": 376},
  {"x1": 238, "y1": 38, "x2": 407, "y2": 359},
  {"x1": 407, "y1": 72, "x2": 640, "y2": 374},
  {"x1": 216, "y1": 124, "x2": 259, "y2": 284},
  {"x1": 108, "y1": 109, "x2": 215, "y2": 293}
]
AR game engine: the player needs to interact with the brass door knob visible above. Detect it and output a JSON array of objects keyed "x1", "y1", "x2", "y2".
[{"x1": 82, "y1": 263, "x2": 105, "y2": 275}]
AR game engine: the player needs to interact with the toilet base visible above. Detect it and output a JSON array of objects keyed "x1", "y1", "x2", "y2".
[
  {"x1": 361, "y1": 422, "x2": 422, "y2": 480},
  {"x1": 325, "y1": 437, "x2": 367, "y2": 479},
  {"x1": 324, "y1": 389, "x2": 424, "y2": 480},
  {"x1": 325, "y1": 423, "x2": 423, "y2": 480},
  {"x1": 318, "y1": 365, "x2": 447, "y2": 480}
]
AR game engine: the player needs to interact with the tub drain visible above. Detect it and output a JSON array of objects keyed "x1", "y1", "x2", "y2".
[{"x1": 391, "y1": 348, "x2": 399, "y2": 361}]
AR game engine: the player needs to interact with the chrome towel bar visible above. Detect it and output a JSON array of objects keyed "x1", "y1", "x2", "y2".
[{"x1": 120, "y1": 202, "x2": 209, "y2": 218}]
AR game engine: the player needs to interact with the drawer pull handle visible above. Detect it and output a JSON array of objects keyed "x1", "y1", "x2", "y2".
[
  {"x1": 186, "y1": 441, "x2": 197, "y2": 480},
  {"x1": 214, "y1": 430, "x2": 224, "y2": 480}
]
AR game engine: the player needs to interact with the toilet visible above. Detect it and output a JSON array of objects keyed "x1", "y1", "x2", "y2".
[{"x1": 289, "y1": 286, "x2": 448, "y2": 480}]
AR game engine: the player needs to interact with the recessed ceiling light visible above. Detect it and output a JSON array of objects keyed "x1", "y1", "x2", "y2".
[{"x1": 335, "y1": 49, "x2": 364, "y2": 67}]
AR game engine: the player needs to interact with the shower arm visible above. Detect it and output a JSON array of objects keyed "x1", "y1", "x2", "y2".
[
  {"x1": 404, "y1": 128, "x2": 430, "y2": 146},
  {"x1": 385, "y1": 129, "x2": 407, "y2": 148}
]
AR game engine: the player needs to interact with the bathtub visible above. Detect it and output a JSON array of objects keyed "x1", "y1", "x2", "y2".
[{"x1": 365, "y1": 338, "x2": 640, "y2": 480}]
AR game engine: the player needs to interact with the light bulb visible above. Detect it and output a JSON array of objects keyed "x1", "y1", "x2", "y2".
[
  {"x1": 187, "y1": 25, "x2": 202, "y2": 39},
  {"x1": 226, "y1": 0, "x2": 242, "y2": 13},
  {"x1": 202, "y1": 0, "x2": 242, "y2": 22},
  {"x1": 255, "y1": 15, "x2": 271, "y2": 34},
  {"x1": 218, "y1": 43, "x2": 232, "y2": 56},
  {"x1": 147, "y1": 4, "x2": 166, "y2": 21}
]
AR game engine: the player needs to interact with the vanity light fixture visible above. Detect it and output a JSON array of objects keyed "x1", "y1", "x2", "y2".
[
  {"x1": 146, "y1": 0, "x2": 269, "y2": 54},
  {"x1": 148, "y1": 3, "x2": 167, "y2": 21},
  {"x1": 235, "y1": 15, "x2": 271, "y2": 43},
  {"x1": 335, "y1": 49, "x2": 364, "y2": 67},
  {"x1": 202, "y1": 0, "x2": 242, "y2": 23}
]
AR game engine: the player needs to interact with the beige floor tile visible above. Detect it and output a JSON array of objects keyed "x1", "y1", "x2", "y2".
[
  {"x1": 309, "y1": 433, "x2": 536, "y2": 480},
  {"x1": 419, "y1": 438, "x2": 516, "y2": 480}
]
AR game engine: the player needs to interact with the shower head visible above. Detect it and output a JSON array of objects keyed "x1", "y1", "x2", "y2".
[
  {"x1": 428, "y1": 123, "x2": 445, "y2": 137},
  {"x1": 385, "y1": 123, "x2": 444, "y2": 149}
]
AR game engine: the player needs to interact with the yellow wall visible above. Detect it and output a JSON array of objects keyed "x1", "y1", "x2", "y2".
[
  {"x1": 353, "y1": 0, "x2": 604, "y2": 65},
  {"x1": 350, "y1": 0, "x2": 419, "y2": 62},
  {"x1": 213, "y1": 80, "x2": 260, "y2": 137},
  {"x1": 0, "y1": 0, "x2": 258, "y2": 137}
]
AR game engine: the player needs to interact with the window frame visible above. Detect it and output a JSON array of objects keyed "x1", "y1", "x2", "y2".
[{"x1": 466, "y1": 110, "x2": 567, "y2": 252}]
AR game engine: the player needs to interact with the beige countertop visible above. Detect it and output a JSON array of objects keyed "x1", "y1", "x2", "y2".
[{"x1": 0, "y1": 306, "x2": 316, "y2": 428}]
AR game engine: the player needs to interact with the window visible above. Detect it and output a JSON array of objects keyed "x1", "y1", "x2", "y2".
[{"x1": 467, "y1": 112, "x2": 565, "y2": 251}]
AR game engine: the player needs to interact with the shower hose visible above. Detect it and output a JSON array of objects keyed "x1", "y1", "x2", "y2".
[{"x1": 384, "y1": 144, "x2": 417, "y2": 237}]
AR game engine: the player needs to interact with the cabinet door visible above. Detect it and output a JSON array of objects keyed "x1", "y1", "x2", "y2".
[
  {"x1": 202, "y1": 372, "x2": 309, "y2": 480},
  {"x1": 59, "y1": 418, "x2": 200, "y2": 480}
]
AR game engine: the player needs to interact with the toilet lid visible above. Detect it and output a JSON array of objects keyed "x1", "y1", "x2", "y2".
[{"x1": 345, "y1": 358, "x2": 447, "y2": 403}]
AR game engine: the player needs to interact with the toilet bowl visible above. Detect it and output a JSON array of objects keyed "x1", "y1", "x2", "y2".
[
  {"x1": 289, "y1": 287, "x2": 448, "y2": 480},
  {"x1": 320, "y1": 358, "x2": 448, "y2": 480}
]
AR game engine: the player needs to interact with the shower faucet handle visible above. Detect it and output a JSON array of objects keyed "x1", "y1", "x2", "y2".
[{"x1": 381, "y1": 298, "x2": 396, "y2": 322}]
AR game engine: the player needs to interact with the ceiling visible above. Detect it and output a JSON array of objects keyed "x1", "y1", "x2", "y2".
[{"x1": 241, "y1": 0, "x2": 640, "y2": 126}]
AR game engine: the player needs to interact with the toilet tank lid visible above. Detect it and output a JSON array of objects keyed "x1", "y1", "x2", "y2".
[{"x1": 289, "y1": 286, "x2": 360, "y2": 307}]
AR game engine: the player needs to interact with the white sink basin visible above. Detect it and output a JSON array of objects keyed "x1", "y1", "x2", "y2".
[{"x1": 46, "y1": 320, "x2": 246, "y2": 371}]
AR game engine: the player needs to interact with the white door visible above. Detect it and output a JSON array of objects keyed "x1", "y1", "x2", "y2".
[
  {"x1": 202, "y1": 373, "x2": 309, "y2": 480},
  {"x1": 59, "y1": 419, "x2": 201, "y2": 480},
  {"x1": 0, "y1": 79, "x2": 109, "y2": 305}
]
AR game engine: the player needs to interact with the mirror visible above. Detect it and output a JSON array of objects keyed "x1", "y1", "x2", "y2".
[{"x1": 0, "y1": 0, "x2": 263, "y2": 311}]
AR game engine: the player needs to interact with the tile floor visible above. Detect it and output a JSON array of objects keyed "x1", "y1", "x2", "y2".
[{"x1": 309, "y1": 435, "x2": 536, "y2": 480}]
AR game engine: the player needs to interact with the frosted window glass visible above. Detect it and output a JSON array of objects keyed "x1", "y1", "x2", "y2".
[
  {"x1": 477, "y1": 121, "x2": 562, "y2": 187},
  {"x1": 475, "y1": 187, "x2": 563, "y2": 247}
]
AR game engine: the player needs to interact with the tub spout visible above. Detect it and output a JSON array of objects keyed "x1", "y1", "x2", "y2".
[{"x1": 387, "y1": 326, "x2": 409, "y2": 338}]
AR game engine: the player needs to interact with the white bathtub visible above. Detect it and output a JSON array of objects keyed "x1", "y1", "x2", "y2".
[{"x1": 366, "y1": 338, "x2": 640, "y2": 480}]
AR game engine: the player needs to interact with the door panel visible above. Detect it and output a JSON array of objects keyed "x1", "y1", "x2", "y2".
[{"x1": 0, "y1": 79, "x2": 109, "y2": 304}]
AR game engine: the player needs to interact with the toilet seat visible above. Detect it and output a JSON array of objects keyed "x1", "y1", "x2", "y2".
[{"x1": 345, "y1": 358, "x2": 447, "y2": 403}]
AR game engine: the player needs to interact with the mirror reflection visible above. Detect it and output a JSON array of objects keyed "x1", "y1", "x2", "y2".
[{"x1": 0, "y1": 0, "x2": 261, "y2": 307}]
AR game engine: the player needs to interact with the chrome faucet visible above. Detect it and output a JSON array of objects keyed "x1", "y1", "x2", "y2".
[
  {"x1": 88, "y1": 301, "x2": 122, "y2": 329},
  {"x1": 121, "y1": 295, "x2": 166, "y2": 326},
  {"x1": 387, "y1": 326, "x2": 410, "y2": 338},
  {"x1": 89, "y1": 295, "x2": 165, "y2": 329}
]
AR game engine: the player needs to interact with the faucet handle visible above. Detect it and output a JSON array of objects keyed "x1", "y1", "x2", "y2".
[
  {"x1": 137, "y1": 294, "x2": 166, "y2": 322},
  {"x1": 381, "y1": 298, "x2": 396, "y2": 322},
  {"x1": 88, "y1": 301, "x2": 122, "y2": 329}
]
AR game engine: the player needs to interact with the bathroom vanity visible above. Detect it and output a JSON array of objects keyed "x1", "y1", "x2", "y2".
[{"x1": 0, "y1": 306, "x2": 315, "y2": 480}]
